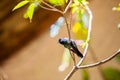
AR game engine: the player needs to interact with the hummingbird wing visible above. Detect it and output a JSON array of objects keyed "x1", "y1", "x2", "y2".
[{"x1": 70, "y1": 41, "x2": 83, "y2": 58}]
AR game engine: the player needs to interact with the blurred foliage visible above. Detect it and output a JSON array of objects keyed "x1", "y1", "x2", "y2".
[
  {"x1": 113, "y1": 3, "x2": 120, "y2": 11},
  {"x1": 113, "y1": 3, "x2": 120, "y2": 30},
  {"x1": 58, "y1": 48, "x2": 71, "y2": 72},
  {"x1": 102, "y1": 67, "x2": 120, "y2": 80},
  {"x1": 50, "y1": 17, "x2": 64, "y2": 38},
  {"x1": 117, "y1": 23, "x2": 120, "y2": 30},
  {"x1": 71, "y1": 8, "x2": 88, "y2": 40},
  {"x1": 71, "y1": 0, "x2": 89, "y2": 49},
  {"x1": 72, "y1": 22, "x2": 88, "y2": 40},
  {"x1": 82, "y1": 69, "x2": 89, "y2": 80},
  {"x1": 115, "y1": 54, "x2": 120, "y2": 63}
]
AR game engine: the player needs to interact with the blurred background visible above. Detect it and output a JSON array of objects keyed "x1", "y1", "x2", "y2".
[{"x1": 0, "y1": 0, "x2": 120, "y2": 80}]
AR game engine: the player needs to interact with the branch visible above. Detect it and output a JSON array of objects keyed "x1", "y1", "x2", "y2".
[
  {"x1": 64, "y1": 3, "x2": 93, "y2": 80},
  {"x1": 77, "y1": 49, "x2": 120, "y2": 69},
  {"x1": 77, "y1": 2, "x2": 93, "y2": 66}
]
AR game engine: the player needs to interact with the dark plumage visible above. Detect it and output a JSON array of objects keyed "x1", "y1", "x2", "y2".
[{"x1": 59, "y1": 38, "x2": 83, "y2": 58}]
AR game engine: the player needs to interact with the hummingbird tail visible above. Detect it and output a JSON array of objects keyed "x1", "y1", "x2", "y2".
[
  {"x1": 70, "y1": 41, "x2": 83, "y2": 58},
  {"x1": 76, "y1": 50, "x2": 83, "y2": 58}
]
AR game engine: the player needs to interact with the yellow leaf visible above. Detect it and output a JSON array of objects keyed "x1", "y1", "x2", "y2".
[
  {"x1": 26, "y1": 3, "x2": 35, "y2": 22},
  {"x1": 66, "y1": 0, "x2": 68, "y2": 3},
  {"x1": 12, "y1": 0, "x2": 29, "y2": 11},
  {"x1": 72, "y1": 22, "x2": 88, "y2": 40},
  {"x1": 48, "y1": 0, "x2": 65, "y2": 6}
]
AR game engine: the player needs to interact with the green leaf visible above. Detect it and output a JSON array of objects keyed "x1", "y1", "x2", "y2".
[
  {"x1": 102, "y1": 67, "x2": 120, "y2": 80},
  {"x1": 48, "y1": 0, "x2": 65, "y2": 6},
  {"x1": 58, "y1": 48, "x2": 71, "y2": 72},
  {"x1": 12, "y1": 0, "x2": 29, "y2": 11},
  {"x1": 26, "y1": 3, "x2": 35, "y2": 22},
  {"x1": 115, "y1": 54, "x2": 120, "y2": 62},
  {"x1": 82, "y1": 69, "x2": 89, "y2": 80}
]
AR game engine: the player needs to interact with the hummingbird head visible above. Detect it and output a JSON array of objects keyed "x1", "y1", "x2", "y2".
[
  {"x1": 58, "y1": 38, "x2": 69, "y2": 45},
  {"x1": 58, "y1": 38, "x2": 64, "y2": 45},
  {"x1": 58, "y1": 38, "x2": 72, "y2": 48}
]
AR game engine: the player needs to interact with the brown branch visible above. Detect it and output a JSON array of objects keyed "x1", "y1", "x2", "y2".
[
  {"x1": 77, "y1": 49, "x2": 120, "y2": 69},
  {"x1": 64, "y1": 66, "x2": 77, "y2": 80}
]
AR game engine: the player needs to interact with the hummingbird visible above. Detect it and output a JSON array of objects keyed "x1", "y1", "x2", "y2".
[{"x1": 58, "y1": 38, "x2": 83, "y2": 58}]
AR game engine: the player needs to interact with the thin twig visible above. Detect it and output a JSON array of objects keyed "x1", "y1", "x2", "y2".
[
  {"x1": 63, "y1": 0, "x2": 77, "y2": 67},
  {"x1": 63, "y1": 0, "x2": 72, "y2": 14},
  {"x1": 68, "y1": 49, "x2": 76, "y2": 66},
  {"x1": 41, "y1": 0, "x2": 63, "y2": 14},
  {"x1": 63, "y1": 12, "x2": 77, "y2": 66},
  {"x1": 77, "y1": 49, "x2": 120, "y2": 69},
  {"x1": 39, "y1": 4, "x2": 56, "y2": 11},
  {"x1": 69, "y1": 11, "x2": 72, "y2": 30},
  {"x1": 63, "y1": 14, "x2": 71, "y2": 40}
]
